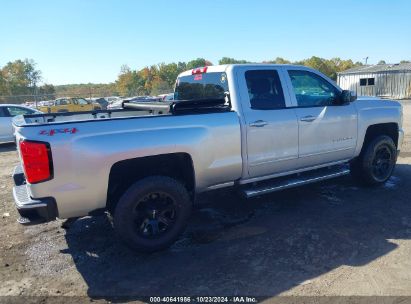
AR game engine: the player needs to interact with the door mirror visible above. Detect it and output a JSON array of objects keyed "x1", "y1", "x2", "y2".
[{"x1": 340, "y1": 90, "x2": 357, "y2": 104}]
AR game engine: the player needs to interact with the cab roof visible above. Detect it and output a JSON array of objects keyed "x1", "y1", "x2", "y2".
[{"x1": 177, "y1": 64, "x2": 309, "y2": 77}]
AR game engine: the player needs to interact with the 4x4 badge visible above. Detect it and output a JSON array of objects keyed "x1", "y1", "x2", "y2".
[{"x1": 39, "y1": 128, "x2": 78, "y2": 136}]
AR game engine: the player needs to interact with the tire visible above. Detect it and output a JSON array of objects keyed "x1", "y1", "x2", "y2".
[
  {"x1": 113, "y1": 176, "x2": 192, "y2": 252},
  {"x1": 350, "y1": 135, "x2": 397, "y2": 186}
]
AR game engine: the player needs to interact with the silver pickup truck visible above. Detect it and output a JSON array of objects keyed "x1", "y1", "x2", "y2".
[{"x1": 12, "y1": 64, "x2": 404, "y2": 252}]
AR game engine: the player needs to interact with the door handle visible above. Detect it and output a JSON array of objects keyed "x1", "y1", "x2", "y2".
[
  {"x1": 249, "y1": 120, "x2": 268, "y2": 127},
  {"x1": 300, "y1": 115, "x2": 316, "y2": 122}
]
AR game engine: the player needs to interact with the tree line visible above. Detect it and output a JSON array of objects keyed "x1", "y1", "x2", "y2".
[
  {"x1": 0, "y1": 59, "x2": 55, "y2": 102},
  {"x1": 115, "y1": 56, "x2": 368, "y2": 97},
  {"x1": 1, "y1": 57, "x2": 410, "y2": 103}
]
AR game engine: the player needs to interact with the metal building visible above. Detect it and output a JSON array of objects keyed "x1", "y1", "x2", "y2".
[{"x1": 337, "y1": 63, "x2": 411, "y2": 99}]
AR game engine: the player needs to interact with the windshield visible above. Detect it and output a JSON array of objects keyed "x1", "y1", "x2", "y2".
[{"x1": 175, "y1": 72, "x2": 229, "y2": 101}]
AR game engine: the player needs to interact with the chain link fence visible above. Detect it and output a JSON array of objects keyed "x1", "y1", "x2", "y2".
[
  {"x1": 0, "y1": 94, "x2": 56, "y2": 105},
  {"x1": 0, "y1": 92, "x2": 101, "y2": 105}
]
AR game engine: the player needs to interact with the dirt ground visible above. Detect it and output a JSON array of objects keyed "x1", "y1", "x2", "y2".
[{"x1": 1, "y1": 101, "x2": 411, "y2": 302}]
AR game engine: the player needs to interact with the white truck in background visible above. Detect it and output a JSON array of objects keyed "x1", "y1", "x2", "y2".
[{"x1": 12, "y1": 64, "x2": 404, "y2": 252}]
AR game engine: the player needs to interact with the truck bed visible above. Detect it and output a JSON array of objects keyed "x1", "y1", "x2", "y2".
[
  {"x1": 13, "y1": 104, "x2": 170, "y2": 127},
  {"x1": 13, "y1": 99, "x2": 230, "y2": 127}
]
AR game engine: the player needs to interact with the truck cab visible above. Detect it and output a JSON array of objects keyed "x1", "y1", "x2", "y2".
[{"x1": 177, "y1": 64, "x2": 364, "y2": 182}]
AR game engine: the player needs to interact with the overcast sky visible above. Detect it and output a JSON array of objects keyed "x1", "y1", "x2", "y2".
[{"x1": 1, "y1": 0, "x2": 410, "y2": 85}]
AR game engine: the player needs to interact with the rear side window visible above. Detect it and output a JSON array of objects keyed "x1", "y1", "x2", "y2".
[
  {"x1": 245, "y1": 70, "x2": 285, "y2": 110},
  {"x1": 175, "y1": 72, "x2": 228, "y2": 100}
]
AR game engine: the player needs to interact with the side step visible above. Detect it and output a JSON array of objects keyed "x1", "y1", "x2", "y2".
[{"x1": 243, "y1": 165, "x2": 350, "y2": 198}]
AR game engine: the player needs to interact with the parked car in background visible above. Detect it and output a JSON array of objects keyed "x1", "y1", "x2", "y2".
[
  {"x1": 38, "y1": 97, "x2": 102, "y2": 113},
  {"x1": 107, "y1": 98, "x2": 124, "y2": 110},
  {"x1": 37, "y1": 100, "x2": 55, "y2": 108},
  {"x1": 23, "y1": 101, "x2": 36, "y2": 108},
  {"x1": 91, "y1": 97, "x2": 109, "y2": 109},
  {"x1": 158, "y1": 93, "x2": 174, "y2": 101},
  {"x1": 105, "y1": 96, "x2": 122, "y2": 103},
  {"x1": 0, "y1": 104, "x2": 42, "y2": 143}
]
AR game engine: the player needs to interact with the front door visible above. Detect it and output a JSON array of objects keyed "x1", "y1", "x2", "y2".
[
  {"x1": 238, "y1": 67, "x2": 299, "y2": 178},
  {"x1": 286, "y1": 69, "x2": 358, "y2": 168}
]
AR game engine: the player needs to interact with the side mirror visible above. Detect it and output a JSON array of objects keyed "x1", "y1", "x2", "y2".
[{"x1": 339, "y1": 90, "x2": 357, "y2": 104}]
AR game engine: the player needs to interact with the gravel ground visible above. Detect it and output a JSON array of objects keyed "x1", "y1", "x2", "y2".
[{"x1": 1, "y1": 101, "x2": 411, "y2": 302}]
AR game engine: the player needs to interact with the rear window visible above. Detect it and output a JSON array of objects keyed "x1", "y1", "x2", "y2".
[{"x1": 175, "y1": 72, "x2": 229, "y2": 100}]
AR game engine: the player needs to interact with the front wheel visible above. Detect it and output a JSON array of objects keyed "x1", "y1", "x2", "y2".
[
  {"x1": 350, "y1": 135, "x2": 397, "y2": 186},
  {"x1": 113, "y1": 176, "x2": 192, "y2": 252}
]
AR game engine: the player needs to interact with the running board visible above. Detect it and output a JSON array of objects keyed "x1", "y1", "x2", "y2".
[{"x1": 243, "y1": 166, "x2": 350, "y2": 198}]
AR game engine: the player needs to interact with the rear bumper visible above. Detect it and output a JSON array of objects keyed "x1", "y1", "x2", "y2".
[{"x1": 12, "y1": 165, "x2": 58, "y2": 226}]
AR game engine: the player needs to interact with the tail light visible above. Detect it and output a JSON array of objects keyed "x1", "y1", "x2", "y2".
[{"x1": 19, "y1": 140, "x2": 53, "y2": 184}]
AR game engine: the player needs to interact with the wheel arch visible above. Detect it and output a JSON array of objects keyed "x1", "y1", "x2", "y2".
[
  {"x1": 106, "y1": 152, "x2": 195, "y2": 213},
  {"x1": 361, "y1": 123, "x2": 399, "y2": 155}
]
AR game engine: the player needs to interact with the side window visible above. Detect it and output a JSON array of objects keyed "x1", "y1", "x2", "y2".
[
  {"x1": 57, "y1": 99, "x2": 68, "y2": 105},
  {"x1": 288, "y1": 70, "x2": 339, "y2": 107},
  {"x1": 76, "y1": 98, "x2": 88, "y2": 105},
  {"x1": 245, "y1": 70, "x2": 285, "y2": 110},
  {"x1": 0, "y1": 107, "x2": 6, "y2": 117},
  {"x1": 360, "y1": 78, "x2": 375, "y2": 86},
  {"x1": 6, "y1": 106, "x2": 34, "y2": 116}
]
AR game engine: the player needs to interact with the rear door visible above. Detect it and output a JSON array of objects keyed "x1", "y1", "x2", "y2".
[
  {"x1": 236, "y1": 66, "x2": 299, "y2": 178},
  {"x1": 285, "y1": 68, "x2": 357, "y2": 167}
]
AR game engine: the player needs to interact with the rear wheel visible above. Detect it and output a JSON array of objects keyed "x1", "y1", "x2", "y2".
[
  {"x1": 350, "y1": 135, "x2": 397, "y2": 185},
  {"x1": 113, "y1": 176, "x2": 192, "y2": 252}
]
